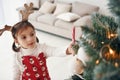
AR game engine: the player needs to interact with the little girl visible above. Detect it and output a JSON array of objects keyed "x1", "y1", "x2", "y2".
[
  {"x1": 9, "y1": 20, "x2": 84, "y2": 80},
  {"x1": 0, "y1": 3, "x2": 85, "y2": 80},
  {"x1": 10, "y1": 20, "x2": 68, "y2": 79}
]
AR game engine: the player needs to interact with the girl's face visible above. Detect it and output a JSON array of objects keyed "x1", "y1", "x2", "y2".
[{"x1": 15, "y1": 26, "x2": 37, "y2": 49}]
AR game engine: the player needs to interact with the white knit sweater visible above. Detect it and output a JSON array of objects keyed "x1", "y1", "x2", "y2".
[{"x1": 13, "y1": 43, "x2": 67, "y2": 80}]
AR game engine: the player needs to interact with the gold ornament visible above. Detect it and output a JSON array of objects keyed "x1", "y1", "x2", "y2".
[
  {"x1": 72, "y1": 43, "x2": 79, "y2": 54},
  {"x1": 100, "y1": 44, "x2": 120, "y2": 62}
]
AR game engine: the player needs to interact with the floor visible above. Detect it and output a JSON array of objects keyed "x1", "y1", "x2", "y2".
[
  {"x1": 0, "y1": 30, "x2": 71, "y2": 80},
  {"x1": 36, "y1": 30, "x2": 71, "y2": 47}
]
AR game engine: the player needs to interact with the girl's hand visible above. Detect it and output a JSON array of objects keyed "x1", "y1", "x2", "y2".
[
  {"x1": 66, "y1": 42, "x2": 80, "y2": 56},
  {"x1": 66, "y1": 42, "x2": 75, "y2": 55}
]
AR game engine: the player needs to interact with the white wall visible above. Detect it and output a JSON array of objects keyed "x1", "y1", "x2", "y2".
[
  {"x1": 0, "y1": 0, "x2": 4, "y2": 26},
  {"x1": 56, "y1": 0, "x2": 109, "y2": 7},
  {"x1": 2, "y1": 0, "x2": 26, "y2": 25},
  {"x1": 55, "y1": 0, "x2": 111, "y2": 15}
]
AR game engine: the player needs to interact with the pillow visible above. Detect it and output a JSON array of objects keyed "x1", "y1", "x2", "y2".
[
  {"x1": 72, "y1": 1, "x2": 99, "y2": 16},
  {"x1": 57, "y1": 12, "x2": 80, "y2": 22},
  {"x1": 26, "y1": 0, "x2": 40, "y2": 9},
  {"x1": 53, "y1": 3, "x2": 72, "y2": 16},
  {"x1": 39, "y1": 1, "x2": 56, "y2": 14}
]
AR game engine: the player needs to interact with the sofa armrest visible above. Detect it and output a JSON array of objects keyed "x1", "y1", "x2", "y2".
[
  {"x1": 73, "y1": 15, "x2": 92, "y2": 27},
  {"x1": 16, "y1": 6, "x2": 39, "y2": 11}
]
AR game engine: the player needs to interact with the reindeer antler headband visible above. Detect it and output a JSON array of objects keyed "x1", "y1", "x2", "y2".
[{"x1": 0, "y1": 3, "x2": 34, "y2": 36}]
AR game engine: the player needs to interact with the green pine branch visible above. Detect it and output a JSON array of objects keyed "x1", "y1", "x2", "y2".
[
  {"x1": 79, "y1": 12, "x2": 120, "y2": 80},
  {"x1": 108, "y1": 0, "x2": 120, "y2": 25},
  {"x1": 94, "y1": 62, "x2": 120, "y2": 80},
  {"x1": 92, "y1": 13, "x2": 119, "y2": 34},
  {"x1": 108, "y1": 0, "x2": 120, "y2": 17}
]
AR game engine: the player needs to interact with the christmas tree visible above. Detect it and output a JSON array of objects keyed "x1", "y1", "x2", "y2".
[
  {"x1": 108, "y1": 0, "x2": 120, "y2": 25},
  {"x1": 79, "y1": 0, "x2": 120, "y2": 80}
]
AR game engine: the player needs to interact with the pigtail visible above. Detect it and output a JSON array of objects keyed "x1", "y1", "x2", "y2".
[
  {"x1": 0, "y1": 25, "x2": 12, "y2": 36},
  {"x1": 36, "y1": 37, "x2": 39, "y2": 43},
  {"x1": 12, "y1": 42, "x2": 20, "y2": 52}
]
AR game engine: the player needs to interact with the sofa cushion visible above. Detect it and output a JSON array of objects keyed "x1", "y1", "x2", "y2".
[
  {"x1": 56, "y1": 12, "x2": 80, "y2": 22},
  {"x1": 73, "y1": 15, "x2": 93, "y2": 29},
  {"x1": 39, "y1": 1, "x2": 56, "y2": 14},
  {"x1": 55, "y1": 19, "x2": 73, "y2": 30},
  {"x1": 29, "y1": 11, "x2": 43, "y2": 21},
  {"x1": 53, "y1": 3, "x2": 72, "y2": 16},
  {"x1": 72, "y1": 1, "x2": 99, "y2": 16},
  {"x1": 37, "y1": 14, "x2": 57, "y2": 25}
]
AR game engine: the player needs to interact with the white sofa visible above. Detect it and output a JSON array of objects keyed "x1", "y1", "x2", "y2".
[{"x1": 28, "y1": 0, "x2": 100, "y2": 41}]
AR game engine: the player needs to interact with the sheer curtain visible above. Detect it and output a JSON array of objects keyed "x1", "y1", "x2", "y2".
[
  {"x1": 0, "y1": 0, "x2": 4, "y2": 26},
  {"x1": 1, "y1": 0, "x2": 26, "y2": 25},
  {"x1": 0, "y1": 1, "x2": 25, "y2": 80}
]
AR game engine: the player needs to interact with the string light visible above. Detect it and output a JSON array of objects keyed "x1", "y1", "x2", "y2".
[
  {"x1": 101, "y1": 42, "x2": 104, "y2": 44},
  {"x1": 114, "y1": 62, "x2": 119, "y2": 67},
  {"x1": 107, "y1": 33, "x2": 118, "y2": 39},
  {"x1": 109, "y1": 48, "x2": 114, "y2": 54},
  {"x1": 96, "y1": 60, "x2": 100, "y2": 65}
]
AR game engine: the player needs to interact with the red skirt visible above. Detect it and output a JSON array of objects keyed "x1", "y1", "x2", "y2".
[{"x1": 22, "y1": 52, "x2": 50, "y2": 80}]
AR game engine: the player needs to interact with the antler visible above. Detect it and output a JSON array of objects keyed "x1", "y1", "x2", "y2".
[
  {"x1": 20, "y1": 2, "x2": 34, "y2": 21},
  {"x1": 0, "y1": 25, "x2": 12, "y2": 36}
]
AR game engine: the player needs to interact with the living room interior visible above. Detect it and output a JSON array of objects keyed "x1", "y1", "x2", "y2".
[{"x1": 1, "y1": 0, "x2": 119, "y2": 80}]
